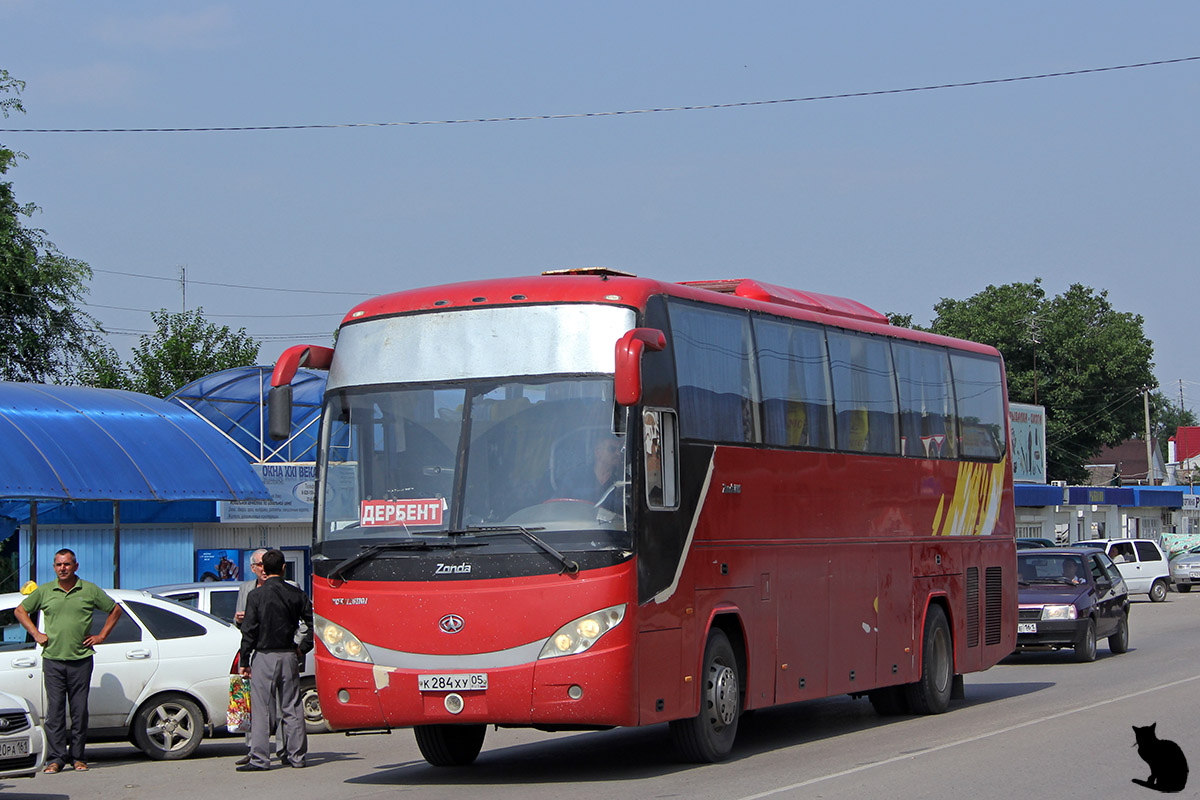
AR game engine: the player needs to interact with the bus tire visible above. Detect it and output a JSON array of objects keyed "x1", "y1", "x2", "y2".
[
  {"x1": 904, "y1": 605, "x2": 953, "y2": 714},
  {"x1": 413, "y1": 724, "x2": 486, "y2": 767},
  {"x1": 670, "y1": 629, "x2": 740, "y2": 762}
]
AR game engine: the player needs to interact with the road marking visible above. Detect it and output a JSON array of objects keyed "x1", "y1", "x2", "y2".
[{"x1": 734, "y1": 673, "x2": 1200, "y2": 800}]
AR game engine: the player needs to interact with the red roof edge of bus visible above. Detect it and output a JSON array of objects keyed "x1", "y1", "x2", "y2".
[
  {"x1": 337, "y1": 272, "x2": 1000, "y2": 359},
  {"x1": 680, "y1": 278, "x2": 889, "y2": 324}
]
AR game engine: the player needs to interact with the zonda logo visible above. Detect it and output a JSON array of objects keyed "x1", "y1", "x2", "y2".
[{"x1": 435, "y1": 563, "x2": 472, "y2": 575}]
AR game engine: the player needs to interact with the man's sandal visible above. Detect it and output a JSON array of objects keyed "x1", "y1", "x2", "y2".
[
  {"x1": 43, "y1": 762, "x2": 62, "y2": 774},
  {"x1": 72, "y1": 761, "x2": 89, "y2": 771}
]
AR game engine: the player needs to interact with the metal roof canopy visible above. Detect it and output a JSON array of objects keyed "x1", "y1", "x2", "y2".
[
  {"x1": 0, "y1": 382, "x2": 270, "y2": 502},
  {"x1": 167, "y1": 366, "x2": 326, "y2": 464}
]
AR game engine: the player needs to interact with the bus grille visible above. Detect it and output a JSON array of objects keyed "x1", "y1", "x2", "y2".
[
  {"x1": 966, "y1": 567, "x2": 980, "y2": 648},
  {"x1": 984, "y1": 566, "x2": 1004, "y2": 645}
]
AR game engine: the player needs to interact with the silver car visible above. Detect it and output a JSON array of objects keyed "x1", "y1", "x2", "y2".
[{"x1": 1169, "y1": 544, "x2": 1200, "y2": 592}]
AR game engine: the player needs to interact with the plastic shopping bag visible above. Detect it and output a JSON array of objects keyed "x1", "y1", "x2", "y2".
[{"x1": 227, "y1": 675, "x2": 251, "y2": 733}]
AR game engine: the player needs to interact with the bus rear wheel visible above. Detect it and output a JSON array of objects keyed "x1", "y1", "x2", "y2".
[
  {"x1": 904, "y1": 604, "x2": 954, "y2": 714},
  {"x1": 413, "y1": 724, "x2": 486, "y2": 767},
  {"x1": 670, "y1": 629, "x2": 741, "y2": 763}
]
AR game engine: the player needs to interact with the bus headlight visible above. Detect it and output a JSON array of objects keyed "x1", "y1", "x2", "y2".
[
  {"x1": 538, "y1": 604, "x2": 626, "y2": 659},
  {"x1": 1040, "y1": 605, "x2": 1077, "y2": 621},
  {"x1": 314, "y1": 614, "x2": 373, "y2": 663}
]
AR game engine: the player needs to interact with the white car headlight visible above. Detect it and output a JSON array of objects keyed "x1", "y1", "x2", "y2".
[
  {"x1": 314, "y1": 614, "x2": 373, "y2": 663},
  {"x1": 1040, "y1": 605, "x2": 1077, "y2": 621},
  {"x1": 538, "y1": 604, "x2": 626, "y2": 659}
]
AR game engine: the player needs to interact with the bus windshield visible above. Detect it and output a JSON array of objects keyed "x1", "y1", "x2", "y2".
[{"x1": 317, "y1": 376, "x2": 629, "y2": 556}]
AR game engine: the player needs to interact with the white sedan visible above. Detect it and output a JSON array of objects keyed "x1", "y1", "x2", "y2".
[
  {"x1": 0, "y1": 689, "x2": 45, "y2": 779},
  {"x1": 0, "y1": 590, "x2": 240, "y2": 760}
]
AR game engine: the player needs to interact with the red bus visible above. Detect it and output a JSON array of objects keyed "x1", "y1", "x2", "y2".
[{"x1": 269, "y1": 269, "x2": 1016, "y2": 765}]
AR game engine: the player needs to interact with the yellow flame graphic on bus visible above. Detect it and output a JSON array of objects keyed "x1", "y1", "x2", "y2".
[{"x1": 931, "y1": 457, "x2": 1007, "y2": 537}]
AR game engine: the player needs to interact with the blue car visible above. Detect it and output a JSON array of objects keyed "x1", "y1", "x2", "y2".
[{"x1": 1016, "y1": 547, "x2": 1131, "y2": 662}]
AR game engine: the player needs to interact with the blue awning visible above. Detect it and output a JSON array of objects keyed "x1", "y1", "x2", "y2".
[
  {"x1": 1014, "y1": 484, "x2": 1068, "y2": 507},
  {"x1": 0, "y1": 382, "x2": 270, "y2": 502}
]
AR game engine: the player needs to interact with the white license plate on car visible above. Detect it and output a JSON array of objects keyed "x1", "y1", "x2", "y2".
[
  {"x1": 418, "y1": 673, "x2": 488, "y2": 692},
  {"x1": 1190, "y1": 572, "x2": 1200, "y2": 579},
  {"x1": 0, "y1": 739, "x2": 29, "y2": 759},
  {"x1": 1017, "y1": 623, "x2": 1037, "y2": 634}
]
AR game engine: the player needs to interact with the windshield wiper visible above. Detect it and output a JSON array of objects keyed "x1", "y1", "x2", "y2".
[
  {"x1": 462, "y1": 525, "x2": 580, "y2": 574},
  {"x1": 329, "y1": 539, "x2": 483, "y2": 581}
]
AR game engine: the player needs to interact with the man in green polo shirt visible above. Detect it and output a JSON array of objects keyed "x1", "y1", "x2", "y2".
[{"x1": 14, "y1": 548, "x2": 122, "y2": 774}]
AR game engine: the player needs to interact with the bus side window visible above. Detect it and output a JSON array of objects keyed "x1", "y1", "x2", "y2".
[{"x1": 644, "y1": 408, "x2": 678, "y2": 509}]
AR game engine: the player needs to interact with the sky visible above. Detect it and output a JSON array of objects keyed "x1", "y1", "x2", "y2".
[{"x1": 2, "y1": 2, "x2": 1198, "y2": 410}]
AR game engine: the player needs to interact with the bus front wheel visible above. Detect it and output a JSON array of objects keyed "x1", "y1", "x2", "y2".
[
  {"x1": 413, "y1": 724, "x2": 486, "y2": 767},
  {"x1": 670, "y1": 629, "x2": 741, "y2": 763},
  {"x1": 904, "y1": 604, "x2": 954, "y2": 714}
]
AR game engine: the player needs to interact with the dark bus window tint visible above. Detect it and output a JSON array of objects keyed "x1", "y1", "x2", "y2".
[
  {"x1": 668, "y1": 302, "x2": 758, "y2": 443},
  {"x1": 950, "y1": 353, "x2": 1006, "y2": 460},
  {"x1": 892, "y1": 342, "x2": 957, "y2": 459},
  {"x1": 90, "y1": 607, "x2": 142, "y2": 644},
  {"x1": 827, "y1": 330, "x2": 898, "y2": 454},
  {"x1": 753, "y1": 316, "x2": 833, "y2": 449},
  {"x1": 125, "y1": 601, "x2": 206, "y2": 640}
]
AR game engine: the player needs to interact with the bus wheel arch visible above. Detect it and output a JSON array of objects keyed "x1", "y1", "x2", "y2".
[
  {"x1": 905, "y1": 600, "x2": 954, "y2": 714},
  {"x1": 670, "y1": 625, "x2": 742, "y2": 762}
]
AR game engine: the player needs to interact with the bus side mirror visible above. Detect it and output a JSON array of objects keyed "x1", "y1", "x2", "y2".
[
  {"x1": 615, "y1": 328, "x2": 666, "y2": 406},
  {"x1": 268, "y1": 344, "x2": 334, "y2": 441},
  {"x1": 268, "y1": 385, "x2": 293, "y2": 441}
]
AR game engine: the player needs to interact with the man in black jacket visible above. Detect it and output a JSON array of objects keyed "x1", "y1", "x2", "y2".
[{"x1": 237, "y1": 549, "x2": 314, "y2": 771}]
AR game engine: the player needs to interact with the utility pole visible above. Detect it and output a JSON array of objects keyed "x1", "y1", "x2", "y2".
[
  {"x1": 179, "y1": 265, "x2": 187, "y2": 312},
  {"x1": 1028, "y1": 315, "x2": 1040, "y2": 405},
  {"x1": 1145, "y1": 388, "x2": 1154, "y2": 484}
]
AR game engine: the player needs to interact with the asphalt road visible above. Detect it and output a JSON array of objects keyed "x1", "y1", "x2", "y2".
[{"x1": 5, "y1": 590, "x2": 1197, "y2": 800}]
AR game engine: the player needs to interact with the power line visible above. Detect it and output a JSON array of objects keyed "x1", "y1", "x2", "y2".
[
  {"x1": 82, "y1": 300, "x2": 343, "y2": 319},
  {"x1": 91, "y1": 267, "x2": 373, "y2": 297},
  {"x1": 3, "y1": 56, "x2": 1197, "y2": 134}
]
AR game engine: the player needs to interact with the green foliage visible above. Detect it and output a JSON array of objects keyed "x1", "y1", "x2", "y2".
[
  {"x1": 116, "y1": 308, "x2": 260, "y2": 398},
  {"x1": 1, "y1": 72, "x2": 106, "y2": 384},
  {"x1": 1151, "y1": 391, "x2": 1199, "y2": 463},
  {"x1": 928, "y1": 279, "x2": 1155, "y2": 483}
]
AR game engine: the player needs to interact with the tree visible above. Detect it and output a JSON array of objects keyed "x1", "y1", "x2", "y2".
[
  {"x1": 927, "y1": 279, "x2": 1155, "y2": 483},
  {"x1": 109, "y1": 308, "x2": 261, "y2": 398},
  {"x1": 1150, "y1": 391, "x2": 1199, "y2": 464},
  {"x1": 1, "y1": 70, "x2": 106, "y2": 384}
]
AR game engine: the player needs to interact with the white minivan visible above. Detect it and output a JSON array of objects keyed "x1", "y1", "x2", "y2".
[{"x1": 1076, "y1": 539, "x2": 1171, "y2": 602}]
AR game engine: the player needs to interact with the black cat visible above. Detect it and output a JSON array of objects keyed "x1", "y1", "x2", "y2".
[{"x1": 1133, "y1": 723, "x2": 1188, "y2": 793}]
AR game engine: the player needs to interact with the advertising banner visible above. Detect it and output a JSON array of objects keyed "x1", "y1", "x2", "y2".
[
  {"x1": 219, "y1": 463, "x2": 317, "y2": 522},
  {"x1": 1009, "y1": 402, "x2": 1047, "y2": 484}
]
